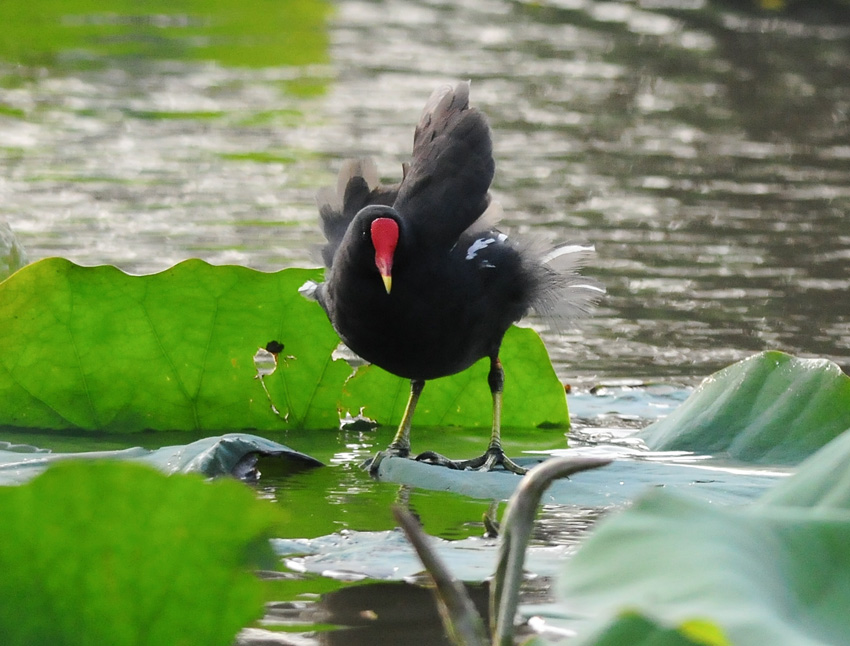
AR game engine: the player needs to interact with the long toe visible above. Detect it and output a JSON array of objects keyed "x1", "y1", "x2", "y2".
[{"x1": 413, "y1": 450, "x2": 466, "y2": 470}]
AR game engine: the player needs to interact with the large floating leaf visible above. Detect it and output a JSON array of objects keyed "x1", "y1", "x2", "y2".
[
  {"x1": 371, "y1": 451, "x2": 781, "y2": 503},
  {"x1": 638, "y1": 351, "x2": 850, "y2": 464},
  {"x1": 0, "y1": 258, "x2": 347, "y2": 431},
  {"x1": 0, "y1": 460, "x2": 283, "y2": 646},
  {"x1": 0, "y1": 258, "x2": 568, "y2": 433}
]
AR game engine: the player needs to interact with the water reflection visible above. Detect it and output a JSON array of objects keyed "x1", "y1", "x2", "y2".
[
  {"x1": 240, "y1": 580, "x2": 490, "y2": 646},
  {"x1": 0, "y1": 1, "x2": 848, "y2": 385}
]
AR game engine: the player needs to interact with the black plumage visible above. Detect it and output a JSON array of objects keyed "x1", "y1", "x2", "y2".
[{"x1": 310, "y1": 82, "x2": 601, "y2": 474}]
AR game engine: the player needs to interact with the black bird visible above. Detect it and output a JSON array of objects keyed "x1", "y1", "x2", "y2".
[{"x1": 307, "y1": 82, "x2": 602, "y2": 474}]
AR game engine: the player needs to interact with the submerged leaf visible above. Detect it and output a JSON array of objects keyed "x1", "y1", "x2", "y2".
[
  {"x1": 0, "y1": 460, "x2": 283, "y2": 646},
  {"x1": 638, "y1": 351, "x2": 850, "y2": 463}
]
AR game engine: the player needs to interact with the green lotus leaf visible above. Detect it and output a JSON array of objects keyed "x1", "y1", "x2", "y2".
[
  {"x1": 638, "y1": 351, "x2": 850, "y2": 463},
  {"x1": 0, "y1": 258, "x2": 568, "y2": 433},
  {"x1": 0, "y1": 459, "x2": 283, "y2": 646}
]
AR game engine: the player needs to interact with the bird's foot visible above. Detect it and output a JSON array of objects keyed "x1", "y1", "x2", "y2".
[
  {"x1": 361, "y1": 444, "x2": 410, "y2": 475},
  {"x1": 415, "y1": 447, "x2": 528, "y2": 475}
]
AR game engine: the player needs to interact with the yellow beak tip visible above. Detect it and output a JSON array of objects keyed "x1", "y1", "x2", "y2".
[{"x1": 381, "y1": 275, "x2": 392, "y2": 294}]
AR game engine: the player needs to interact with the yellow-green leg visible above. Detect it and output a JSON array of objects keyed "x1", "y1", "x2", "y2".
[
  {"x1": 365, "y1": 379, "x2": 425, "y2": 474},
  {"x1": 387, "y1": 379, "x2": 425, "y2": 456}
]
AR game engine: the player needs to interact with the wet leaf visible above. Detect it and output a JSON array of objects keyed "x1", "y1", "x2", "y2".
[
  {"x1": 638, "y1": 351, "x2": 850, "y2": 463},
  {"x1": 0, "y1": 460, "x2": 283, "y2": 646},
  {"x1": 274, "y1": 528, "x2": 565, "y2": 583},
  {"x1": 370, "y1": 452, "x2": 782, "y2": 504},
  {"x1": 0, "y1": 432, "x2": 322, "y2": 485}
]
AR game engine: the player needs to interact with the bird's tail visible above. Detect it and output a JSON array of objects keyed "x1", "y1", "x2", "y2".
[{"x1": 531, "y1": 243, "x2": 605, "y2": 328}]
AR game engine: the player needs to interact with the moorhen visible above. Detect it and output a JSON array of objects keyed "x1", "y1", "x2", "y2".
[{"x1": 307, "y1": 82, "x2": 602, "y2": 474}]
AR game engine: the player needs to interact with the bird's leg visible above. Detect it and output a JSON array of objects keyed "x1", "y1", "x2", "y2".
[
  {"x1": 417, "y1": 358, "x2": 528, "y2": 475},
  {"x1": 458, "y1": 358, "x2": 528, "y2": 474},
  {"x1": 364, "y1": 379, "x2": 425, "y2": 474},
  {"x1": 386, "y1": 378, "x2": 425, "y2": 457}
]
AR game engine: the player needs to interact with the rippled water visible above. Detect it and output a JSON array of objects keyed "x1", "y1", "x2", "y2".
[{"x1": 1, "y1": 2, "x2": 848, "y2": 384}]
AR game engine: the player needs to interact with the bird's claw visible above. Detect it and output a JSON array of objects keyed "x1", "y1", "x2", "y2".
[
  {"x1": 415, "y1": 447, "x2": 528, "y2": 475},
  {"x1": 361, "y1": 445, "x2": 410, "y2": 476}
]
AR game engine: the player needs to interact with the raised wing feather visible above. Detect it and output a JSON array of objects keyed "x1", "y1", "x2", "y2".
[{"x1": 392, "y1": 82, "x2": 495, "y2": 249}]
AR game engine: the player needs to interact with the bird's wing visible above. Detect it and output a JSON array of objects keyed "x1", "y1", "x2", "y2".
[
  {"x1": 316, "y1": 159, "x2": 401, "y2": 267},
  {"x1": 393, "y1": 82, "x2": 495, "y2": 249}
]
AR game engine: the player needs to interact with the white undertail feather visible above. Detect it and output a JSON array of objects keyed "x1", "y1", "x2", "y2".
[
  {"x1": 314, "y1": 186, "x2": 337, "y2": 213},
  {"x1": 534, "y1": 243, "x2": 605, "y2": 328},
  {"x1": 298, "y1": 280, "x2": 319, "y2": 301},
  {"x1": 541, "y1": 243, "x2": 596, "y2": 266}
]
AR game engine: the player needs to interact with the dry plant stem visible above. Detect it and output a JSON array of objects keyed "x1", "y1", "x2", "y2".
[
  {"x1": 393, "y1": 505, "x2": 489, "y2": 646},
  {"x1": 491, "y1": 457, "x2": 612, "y2": 646}
]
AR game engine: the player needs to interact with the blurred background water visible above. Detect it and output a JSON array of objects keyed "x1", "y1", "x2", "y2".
[{"x1": 0, "y1": 0, "x2": 848, "y2": 385}]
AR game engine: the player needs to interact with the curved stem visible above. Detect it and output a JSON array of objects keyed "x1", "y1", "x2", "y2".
[{"x1": 491, "y1": 457, "x2": 611, "y2": 646}]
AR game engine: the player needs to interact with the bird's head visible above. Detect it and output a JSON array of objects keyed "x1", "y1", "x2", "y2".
[{"x1": 355, "y1": 205, "x2": 400, "y2": 294}]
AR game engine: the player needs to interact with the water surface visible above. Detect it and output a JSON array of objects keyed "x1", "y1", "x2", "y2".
[{"x1": 2, "y1": 0, "x2": 847, "y2": 385}]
